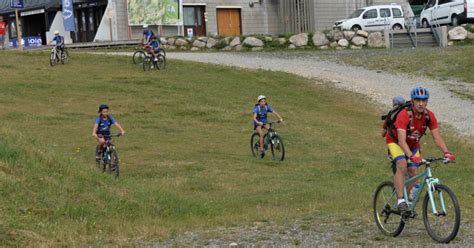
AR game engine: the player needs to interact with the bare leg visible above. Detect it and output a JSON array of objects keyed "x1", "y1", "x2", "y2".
[{"x1": 394, "y1": 159, "x2": 408, "y2": 199}]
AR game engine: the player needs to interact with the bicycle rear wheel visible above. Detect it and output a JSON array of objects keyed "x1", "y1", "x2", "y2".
[
  {"x1": 133, "y1": 50, "x2": 145, "y2": 64},
  {"x1": 373, "y1": 181, "x2": 405, "y2": 237},
  {"x1": 143, "y1": 57, "x2": 152, "y2": 71},
  {"x1": 61, "y1": 49, "x2": 69, "y2": 64},
  {"x1": 270, "y1": 134, "x2": 285, "y2": 161},
  {"x1": 109, "y1": 148, "x2": 119, "y2": 177},
  {"x1": 157, "y1": 54, "x2": 166, "y2": 69},
  {"x1": 250, "y1": 133, "x2": 261, "y2": 158},
  {"x1": 422, "y1": 184, "x2": 460, "y2": 243}
]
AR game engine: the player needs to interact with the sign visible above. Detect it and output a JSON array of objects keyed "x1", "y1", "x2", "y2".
[
  {"x1": 10, "y1": 0, "x2": 24, "y2": 8},
  {"x1": 62, "y1": 0, "x2": 76, "y2": 31},
  {"x1": 9, "y1": 36, "x2": 42, "y2": 48},
  {"x1": 21, "y1": 9, "x2": 45, "y2": 17},
  {"x1": 127, "y1": 0, "x2": 183, "y2": 25},
  {"x1": 187, "y1": 28, "x2": 193, "y2": 38}
]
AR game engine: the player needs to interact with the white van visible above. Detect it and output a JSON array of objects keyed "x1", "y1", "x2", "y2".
[
  {"x1": 334, "y1": 4, "x2": 405, "y2": 31},
  {"x1": 460, "y1": 0, "x2": 474, "y2": 23},
  {"x1": 420, "y1": 0, "x2": 465, "y2": 27}
]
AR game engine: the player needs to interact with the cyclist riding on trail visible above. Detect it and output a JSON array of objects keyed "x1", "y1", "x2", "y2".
[
  {"x1": 92, "y1": 104, "x2": 125, "y2": 159},
  {"x1": 145, "y1": 35, "x2": 161, "y2": 62},
  {"x1": 253, "y1": 95, "x2": 283, "y2": 156},
  {"x1": 141, "y1": 24, "x2": 155, "y2": 46},
  {"x1": 383, "y1": 86, "x2": 455, "y2": 214},
  {"x1": 49, "y1": 30, "x2": 65, "y2": 53}
]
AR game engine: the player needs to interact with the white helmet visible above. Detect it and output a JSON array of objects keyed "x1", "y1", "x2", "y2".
[
  {"x1": 54, "y1": 30, "x2": 59, "y2": 35},
  {"x1": 143, "y1": 24, "x2": 149, "y2": 28},
  {"x1": 257, "y1": 95, "x2": 266, "y2": 102}
]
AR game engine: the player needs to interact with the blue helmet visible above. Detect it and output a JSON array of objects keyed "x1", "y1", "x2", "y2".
[
  {"x1": 98, "y1": 104, "x2": 109, "y2": 112},
  {"x1": 410, "y1": 86, "x2": 430, "y2": 100}
]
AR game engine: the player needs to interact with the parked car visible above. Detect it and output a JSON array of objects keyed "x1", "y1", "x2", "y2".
[
  {"x1": 333, "y1": 4, "x2": 405, "y2": 31},
  {"x1": 420, "y1": 0, "x2": 465, "y2": 27},
  {"x1": 460, "y1": 0, "x2": 474, "y2": 23}
]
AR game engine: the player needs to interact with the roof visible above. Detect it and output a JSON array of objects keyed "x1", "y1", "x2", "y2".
[{"x1": 0, "y1": 0, "x2": 60, "y2": 15}]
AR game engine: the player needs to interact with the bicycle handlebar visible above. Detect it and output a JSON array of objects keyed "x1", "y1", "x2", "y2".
[
  {"x1": 98, "y1": 133, "x2": 122, "y2": 138},
  {"x1": 421, "y1": 157, "x2": 455, "y2": 165}
]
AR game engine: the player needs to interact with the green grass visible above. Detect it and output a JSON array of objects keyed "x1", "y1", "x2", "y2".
[
  {"x1": 317, "y1": 46, "x2": 474, "y2": 84},
  {"x1": 0, "y1": 51, "x2": 473, "y2": 245}
]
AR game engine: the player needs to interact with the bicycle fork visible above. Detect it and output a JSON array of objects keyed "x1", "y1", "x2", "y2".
[{"x1": 426, "y1": 177, "x2": 447, "y2": 216}]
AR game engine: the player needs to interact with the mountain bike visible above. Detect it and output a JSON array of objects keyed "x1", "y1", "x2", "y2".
[
  {"x1": 49, "y1": 46, "x2": 69, "y2": 67},
  {"x1": 373, "y1": 157, "x2": 460, "y2": 243},
  {"x1": 250, "y1": 121, "x2": 285, "y2": 161},
  {"x1": 133, "y1": 46, "x2": 166, "y2": 64},
  {"x1": 143, "y1": 53, "x2": 166, "y2": 71},
  {"x1": 95, "y1": 133, "x2": 121, "y2": 177}
]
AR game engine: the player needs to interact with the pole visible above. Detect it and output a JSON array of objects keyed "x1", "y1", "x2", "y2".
[
  {"x1": 109, "y1": 17, "x2": 113, "y2": 41},
  {"x1": 15, "y1": 9, "x2": 22, "y2": 50}
]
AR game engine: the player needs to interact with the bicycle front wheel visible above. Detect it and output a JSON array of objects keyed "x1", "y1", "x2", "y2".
[
  {"x1": 133, "y1": 50, "x2": 145, "y2": 64},
  {"x1": 109, "y1": 148, "x2": 119, "y2": 177},
  {"x1": 422, "y1": 184, "x2": 460, "y2": 243},
  {"x1": 270, "y1": 134, "x2": 285, "y2": 161},
  {"x1": 373, "y1": 181, "x2": 405, "y2": 237},
  {"x1": 49, "y1": 51, "x2": 56, "y2": 67},
  {"x1": 143, "y1": 57, "x2": 152, "y2": 71},
  {"x1": 250, "y1": 133, "x2": 261, "y2": 158},
  {"x1": 157, "y1": 54, "x2": 166, "y2": 69}
]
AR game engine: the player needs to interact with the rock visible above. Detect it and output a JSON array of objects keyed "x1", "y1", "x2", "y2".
[
  {"x1": 180, "y1": 46, "x2": 188, "y2": 50},
  {"x1": 197, "y1": 36, "x2": 208, "y2": 42},
  {"x1": 168, "y1": 45, "x2": 177, "y2": 50},
  {"x1": 312, "y1": 31, "x2": 330, "y2": 46},
  {"x1": 329, "y1": 41, "x2": 338, "y2": 48},
  {"x1": 351, "y1": 36, "x2": 366, "y2": 46},
  {"x1": 265, "y1": 36, "x2": 273, "y2": 42},
  {"x1": 206, "y1": 37, "x2": 218, "y2": 48},
  {"x1": 368, "y1": 32, "x2": 384, "y2": 48},
  {"x1": 185, "y1": 37, "x2": 193, "y2": 43},
  {"x1": 229, "y1": 37, "x2": 241, "y2": 47},
  {"x1": 192, "y1": 40, "x2": 206, "y2": 48},
  {"x1": 175, "y1": 38, "x2": 188, "y2": 46},
  {"x1": 222, "y1": 46, "x2": 232, "y2": 51},
  {"x1": 319, "y1": 45, "x2": 329, "y2": 50},
  {"x1": 336, "y1": 46, "x2": 346, "y2": 50},
  {"x1": 356, "y1": 30, "x2": 369, "y2": 38},
  {"x1": 288, "y1": 44, "x2": 296, "y2": 49},
  {"x1": 190, "y1": 47, "x2": 199, "y2": 51},
  {"x1": 277, "y1": 37, "x2": 287, "y2": 45},
  {"x1": 351, "y1": 45, "x2": 362, "y2": 49},
  {"x1": 229, "y1": 243, "x2": 238, "y2": 248},
  {"x1": 343, "y1": 31, "x2": 356, "y2": 40},
  {"x1": 448, "y1": 26, "x2": 468, "y2": 40},
  {"x1": 289, "y1": 33, "x2": 308, "y2": 47},
  {"x1": 243, "y1": 37, "x2": 264, "y2": 47},
  {"x1": 338, "y1": 39, "x2": 349, "y2": 47},
  {"x1": 235, "y1": 45, "x2": 243, "y2": 51},
  {"x1": 252, "y1": 47, "x2": 263, "y2": 51},
  {"x1": 468, "y1": 32, "x2": 474, "y2": 40},
  {"x1": 160, "y1": 37, "x2": 167, "y2": 45},
  {"x1": 167, "y1": 38, "x2": 176, "y2": 45},
  {"x1": 327, "y1": 30, "x2": 344, "y2": 41},
  {"x1": 448, "y1": 41, "x2": 454, "y2": 46}
]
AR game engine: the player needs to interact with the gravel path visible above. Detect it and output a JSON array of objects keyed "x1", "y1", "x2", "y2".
[{"x1": 164, "y1": 52, "x2": 474, "y2": 137}]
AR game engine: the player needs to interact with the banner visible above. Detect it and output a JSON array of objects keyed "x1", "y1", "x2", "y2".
[
  {"x1": 9, "y1": 36, "x2": 42, "y2": 48},
  {"x1": 62, "y1": 0, "x2": 76, "y2": 31},
  {"x1": 127, "y1": 0, "x2": 182, "y2": 26}
]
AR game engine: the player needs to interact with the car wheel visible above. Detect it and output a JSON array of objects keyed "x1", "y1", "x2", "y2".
[
  {"x1": 392, "y1": 24, "x2": 403, "y2": 30},
  {"x1": 422, "y1": 19, "x2": 429, "y2": 28},
  {"x1": 351, "y1": 25, "x2": 361, "y2": 31},
  {"x1": 451, "y1": 15, "x2": 459, "y2": 26}
]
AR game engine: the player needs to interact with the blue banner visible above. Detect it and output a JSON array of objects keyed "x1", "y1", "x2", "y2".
[
  {"x1": 9, "y1": 36, "x2": 42, "y2": 48},
  {"x1": 62, "y1": 0, "x2": 75, "y2": 32},
  {"x1": 10, "y1": 0, "x2": 24, "y2": 8}
]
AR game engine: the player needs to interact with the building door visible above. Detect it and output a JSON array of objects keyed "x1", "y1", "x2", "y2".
[
  {"x1": 183, "y1": 6, "x2": 206, "y2": 36},
  {"x1": 21, "y1": 13, "x2": 47, "y2": 44},
  {"x1": 217, "y1": 8, "x2": 241, "y2": 36},
  {"x1": 73, "y1": 3, "x2": 106, "y2": 43}
]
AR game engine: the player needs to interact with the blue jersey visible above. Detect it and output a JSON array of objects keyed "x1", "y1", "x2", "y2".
[
  {"x1": 52, "y1": 36, "x2": 64, "y2": 46},
  {"x1": 95, "y1": 115, "x2": 116, "y2": 135},
  {"x1": 150, "y1": 40, "x2": 160, "y2": 49},
  {"x1": 253, "y1": 104, "x2": 273, "y2": 123},
  {"x1": 143, "y1": 30, "x2": 154, "y2": 44}
]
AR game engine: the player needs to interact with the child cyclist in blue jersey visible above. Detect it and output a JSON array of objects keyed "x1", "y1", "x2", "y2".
[
  {"x1": 253, "y1": 95, "x2": 283, "y2": 156},
  {"x1": 145, "y1": 35, "x2": 161, "y2": 62},
  {"x1": 92, "y1": 104, "x2": 125, "y2": 159}
]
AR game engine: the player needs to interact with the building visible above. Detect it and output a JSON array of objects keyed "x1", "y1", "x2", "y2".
[{"x1": 0, "y1": 0, "x2": 409, "y2": 47}]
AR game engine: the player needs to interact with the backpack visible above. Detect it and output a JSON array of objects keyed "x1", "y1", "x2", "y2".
[{"x1": 382, "y1": 101, "x2": 431, "y2": 139}]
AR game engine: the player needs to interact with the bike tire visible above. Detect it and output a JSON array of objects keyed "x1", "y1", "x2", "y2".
[
  {"x1": 109, "y1": 147, "x2": 119, "y2": 177},
  {"x1": 143, "y1": 57, "x2": 152, "y2": 71},
  {"x1": 270, "y1": 134, "x2": 285, "y2": 161},
  {"x1": 422, "y1": 184, "x2": 460, "y2": 243},
  {"x1": 157, "y1": 54, "x2": 166, "y2": 70},
  {"x1": 133, "y1": 50, "x2": 146, "y2": 64},
  {"x1": 373, "y1": 181, "x2": 405, "y2": 237},
  {"x1": 159, "y1": 49, "x2": 166, "y2": 58},
  {"x1": 250, "y1": 133, "x2": 261, "y2": 158},
  {"x1": 95, "y1": 145, "x2": 102, "y2": 170},
  {"x1": 61, "y1": 49, "x2": 69, "y2": 64},
  {"x1": 49, "y1": 51, "x2": 56, "y2": 67}
]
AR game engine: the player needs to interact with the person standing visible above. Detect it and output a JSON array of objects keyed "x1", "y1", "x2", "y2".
[{"x1": 0, "y1": 17, "x2": 6, "y2": 49}]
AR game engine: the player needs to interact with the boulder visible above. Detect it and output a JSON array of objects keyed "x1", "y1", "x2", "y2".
[
  {"x1": 206, "y1": 37, "x2": 218, "y2": 48},
  {"x1": 243, "y1": 37, "x2": 264, "y2": 47},
  {"x1": 288, "y1": 44, "x2": 296, "y2": 49},
  {"x1": 343, "y1": 31, "x2": 356, "y2": 40},
  {"x1": 265, "y1": 36, "x2": 273, "y2": 42},
  {"x1": 167, "y1": 38, "x2": 176, "y2": 45},
  {"x1": 277, "y1": 37, "x2": 287, "y2": 45},
  {"x1": 448, "y1": 41, "x2": 454, "y2": 46},
  {"x1": 351, "y1": 36, "x2": 366, "y2": 46},
  {"x1": 197, "y1": 36, "x2": 209, "y2": 42},
  {"x1": 312, "y1": 31, "x2": 330, "y2": 46},
  {"x1": 327, "y1": 30, "x2": 344, "y2": 41},
  {"x1": 168, "y1": 45, "x2": 177, "y2": 50},
  {"x1": 235, "y1": 45, "x2": 243, "y2": 51},
  {"x1": 252, "y1": 47, "x2": 263, "y2": 51},
  {"x1": 192, "y1": 40, "x2": 206, "y2": 48},
  {"x1": 356, "y1": 30, "x2": 369, "y2": 38},
  {"x1": 338, "y1": 39, "x2": 349, "y2": 47},
  {"x1": 448, "y1": 26, "x2": 468, "y2": 40},
  {"x1": 468, "y1": 32, "x2": 474, "y2": 40},
  {"x1": 175, "y1": 38, "x2": 188, "y2": 46},
  {"x1": 368, "y1": 32, "x2": 384, "y2": 48},
  {"x1": 190, "y1": 47, "x2": 200, "y2": 51},
  {"x1": 350, "y1": 45, "x2": 362, "y2": 49},
  {"x1": 329, "y1": 41, "x2": 338, "y2": 48},
  {"x1": 289, "y1": 33, "x2": 308, "y2": 47},
  {"x1": 160, "y1": 37, "x2": 168, "y2": 45},
  {"x1": 319, "y1": 45, "x2": 329, "y2": 50},
  {"x1": 222, "y1": 46, "x2": 232, "y2": 51},
  {"x1": 336, "y1": 46, "x2": 346, "y2": 50},
  {"x1": 229, "y1": 37, "x2": 241, "y2": 47}
]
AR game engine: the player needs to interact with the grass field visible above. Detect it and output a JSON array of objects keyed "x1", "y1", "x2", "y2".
[{"x1": 0, "y1": 51, "x2": 473, "y2": 245}]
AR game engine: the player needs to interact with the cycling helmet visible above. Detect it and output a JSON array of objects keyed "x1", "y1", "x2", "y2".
[
  {"x1": 257, "y1": 95, "x2": 266, "y2": 102},
  {"x1": 98, "y1": 104, "x2": 109, "y2": 113},
  {"x1": 143, "y1": 24, "x2": 149, "y2": 28},
  {"x1": 410, "y1": 86, "x2": 430, "y2": 100},
  {"x1": 54, "y1": 30, "x2": 59, "y2": 35},
  {"x1": 392, "y1": 96, "x2": 406, "y2": 107}
]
